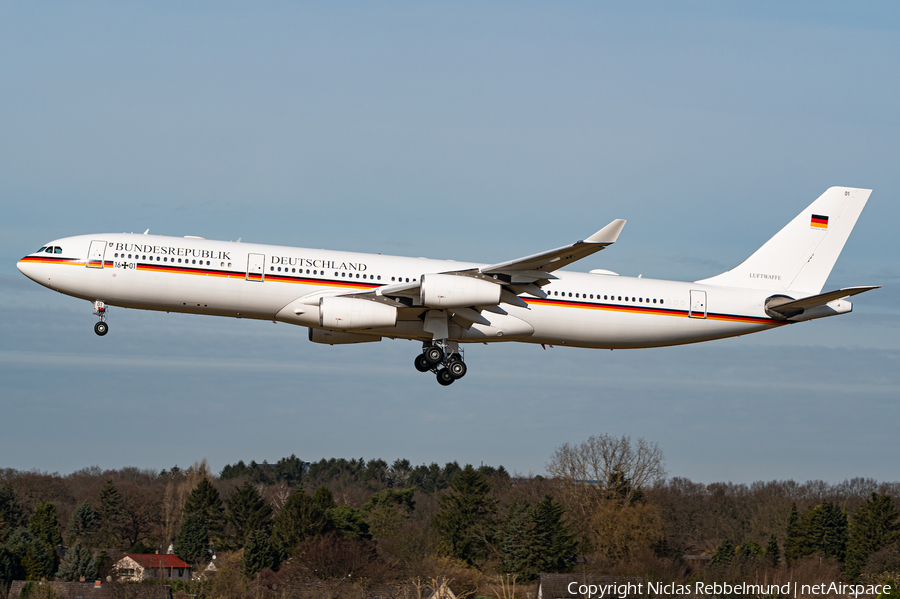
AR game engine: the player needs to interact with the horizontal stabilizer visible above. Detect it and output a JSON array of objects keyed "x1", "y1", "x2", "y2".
[{"x1": 766, "y1": 286, "x2": 879, "y2": 319}]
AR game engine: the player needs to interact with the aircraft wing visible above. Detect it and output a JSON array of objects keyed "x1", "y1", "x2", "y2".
[
  {"x1": 340, "y1": 219, "x2": 626, "y2": 309},
  {"x1": 479, "y1": 219, "x2": 626, "y2": 278}
]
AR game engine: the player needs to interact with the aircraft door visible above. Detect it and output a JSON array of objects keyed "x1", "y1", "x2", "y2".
[
  {"x1": 87, "y1": 240, "x2": 107, "y2": 269},
  {"x1": 689, "y1": 290, "x2": 707, "y2": 318},
  {"x1": 247, "y1": 253, "x2": 265, "y2": 281}
]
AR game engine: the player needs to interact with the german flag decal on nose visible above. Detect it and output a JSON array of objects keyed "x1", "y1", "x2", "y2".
[{"x1": 810, "y1": 214, "x2": 829, "y2": 229}]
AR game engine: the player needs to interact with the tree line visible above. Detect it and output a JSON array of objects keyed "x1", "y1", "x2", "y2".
[{"x1": 0, "y1": 436, "x2": 898, "y2": 598}]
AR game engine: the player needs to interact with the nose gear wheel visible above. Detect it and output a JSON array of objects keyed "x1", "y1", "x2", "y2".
[{"x1": 93, "y1": 300, "x2": 109, "y2": 336}]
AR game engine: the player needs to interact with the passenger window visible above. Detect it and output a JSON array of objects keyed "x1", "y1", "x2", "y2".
[
  {"x1": 178, "y1": 258, "x2": 182, "y2": 263},
  {"x1": 356, "y1": 274, "x2": 360, "y2": 278},
  {"x1": 617, "y1": 296, "x2": 621, "y2": 301},
  {"x1": 270, "y1": 266, "x2": 274, "y2": 271},
  {"x1": 156, "y1": 257, "x2": 160, "y2": 261},
  {"x1": 377, "y1": 275, "x2": 381, "y2": 280},
  {"x1": 575, "y1": 293, "x2": 579, "y2": 298},
  {"x1": 342, "y1": 272, "x2": 346, "y2": 277}
]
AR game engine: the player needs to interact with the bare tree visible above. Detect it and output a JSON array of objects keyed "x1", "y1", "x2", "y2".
[{"x1": 547, "y1": 434, "x2": 666, "y2": 516}]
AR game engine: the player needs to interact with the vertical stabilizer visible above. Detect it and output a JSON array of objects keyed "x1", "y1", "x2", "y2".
[{"x1": 695, "y1": 187, "x2": 871, "y2": 295}]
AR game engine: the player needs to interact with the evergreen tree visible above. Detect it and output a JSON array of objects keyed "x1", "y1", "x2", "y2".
[
  {"x1": 0, "y1": 544, "x2": 21, "y2": 593},
  {"x1": 271, "y1": 489, "x2": 329, "y2": 554},
  {"x1": 328, "y1": 505, "x2": 370, "y2": 540},
  {"x1": 242, "y1": 529, "x2": 279, "y2": 578},
  {"x1": 846, "y1": 493, "x2": 900, "y2": 581},
  {"x1": 362, "y1": 487, "x2": 416, "y2": 513},
  {"x1": 809, "y1": 502, "x2": 848, "y2": 563},
  {"x1": 96, "y1": 480, "x2": 126, "y2": 548},
  {"x1": 765, "y1": 534, "x2": 781, "y2": 568},
  {"x1": 174, "y1": 513, "x2": 210, "y2": 566},
  {"x1": 499, "y1": 500, "x2": 539, "y2": 579},
  {"x1": 711, "y1": 539, "x2": 736, "y2": 566},
  {"x1": 431, "y1": 464, "x2": 498, "y2": 566},
  {"x1": 737, "y1": 540, "x2": 763, "y2": 561},
  {"x1": 183, "y1": 478, "x2": 225, "y2": 544},
  {"x1": 784, "y1": 503, "x2": 806, "y2": 564},
  {"x1": 311, "y1": 486, "x2": 337, "y2": 512},
  {"x1": 66, "y1": 501, "x2": 99, "y2": 546},
  {"x1": 0, "y1": 485, "x2": 26, "y2": 544},
  {"x1": 7, "y1": 528, "x2": 55, "y2": 580},
  {"x1": 30, "y1": 503, "x2": 63, "y2": 552},
  {"x1": 56, "y1": 539, "x2": 98, "y2": 582},
  {"x1": 225, "y1": 482, "x2": 273, "y2": 549},
  {"x1": 531, "y1": 495, "x2": 578, "y2": 574},
  {"x1": 274, "y1": 455, "x2": 305, "y2": 486}
]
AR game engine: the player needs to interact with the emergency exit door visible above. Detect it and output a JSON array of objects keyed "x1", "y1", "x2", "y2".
[
  {"x1": 246, "y1": 253, "x2": 265, "y2": 281},
  {"x1": 689, "y1": 290, "x2": 707, "y2": 318},
  {"x1": 87, "y1": 240, "x2": 107, "y2": 269}
]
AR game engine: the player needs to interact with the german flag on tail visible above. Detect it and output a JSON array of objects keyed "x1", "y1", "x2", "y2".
[{"x1": 810, "y1": 214, "x2": 829, "y2": 229}]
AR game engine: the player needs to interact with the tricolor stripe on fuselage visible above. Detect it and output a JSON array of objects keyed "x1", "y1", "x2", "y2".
[{"x1": 18, "y1": 251, "x2": 785, "y2": 330}]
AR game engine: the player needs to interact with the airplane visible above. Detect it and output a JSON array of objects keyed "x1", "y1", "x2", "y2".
[{"x1": 17, "y1": 186, "x2": 878, "y2": 386}]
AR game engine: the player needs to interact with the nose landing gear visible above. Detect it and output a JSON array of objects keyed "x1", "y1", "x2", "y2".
[
  {"x1": 414, "y1": 340, "x2": 466, "y2": 385},
  {"x1": 93, "y1": 301, "x2": 109, "y2": 336}
]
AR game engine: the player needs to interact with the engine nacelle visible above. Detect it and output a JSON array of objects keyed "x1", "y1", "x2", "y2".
[
  {"x1": 420, "y1": 274, "x2": 501, "y2": 308},
  {"x1": 309, "y1": 329, "x2": 382, "y2": 345},
  {"x1": 319, "y1": 296, "x2": 398, "y2": 329}
]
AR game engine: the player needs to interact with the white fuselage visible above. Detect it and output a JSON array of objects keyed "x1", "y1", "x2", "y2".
[{"x1": 17, "y1": 233, "x2": 797, "y2": 349}]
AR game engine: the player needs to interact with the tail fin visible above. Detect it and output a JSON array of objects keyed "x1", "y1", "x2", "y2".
[{"x1": 695, "y1": 186, "x2": 871, "y2": 295}]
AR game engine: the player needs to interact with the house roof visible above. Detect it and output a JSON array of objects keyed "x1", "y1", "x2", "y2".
[
  {"x1": 7, "y1": 580, "x2": 171, "y2": 599},
  {"x1": 123, "y1": 553, "x2": 191, "y2": 568}
]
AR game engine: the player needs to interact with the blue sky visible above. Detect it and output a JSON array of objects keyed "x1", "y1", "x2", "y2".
[{"x1": 1, "y1": 2, "x2": 898, "y2": 483}]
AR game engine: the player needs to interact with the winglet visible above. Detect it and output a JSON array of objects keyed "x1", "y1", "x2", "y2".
[{"x1": 585, "y1": 219, "x2": 626, "y2": 244}]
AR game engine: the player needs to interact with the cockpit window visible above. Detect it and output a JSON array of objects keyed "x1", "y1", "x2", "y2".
[
  {"x1": 54, "y1": 247, "x2": 62, "y2": 254},
  {"x1": 37, "y1": 247, "x2": 47, "y2": 253}
]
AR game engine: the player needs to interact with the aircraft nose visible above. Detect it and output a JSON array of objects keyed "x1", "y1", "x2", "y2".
[{"x1": 17, "y1": 257, "x2": 40, "y2": 283}]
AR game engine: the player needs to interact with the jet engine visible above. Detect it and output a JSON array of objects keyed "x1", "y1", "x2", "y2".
[
  {"x1": 319, "y1": 296, "x2": 398, "y2": 329},
  {"x1": 419, "y1": 274, "x2": 501, "y2": 308}
]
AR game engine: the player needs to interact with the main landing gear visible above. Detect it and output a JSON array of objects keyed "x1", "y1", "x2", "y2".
[
  {"x1": 414, "y1": 340, "x2": 467, "y2": 386},
  {"x1": 93, "y1": 300, "x2": 109, "y2": 336}
]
